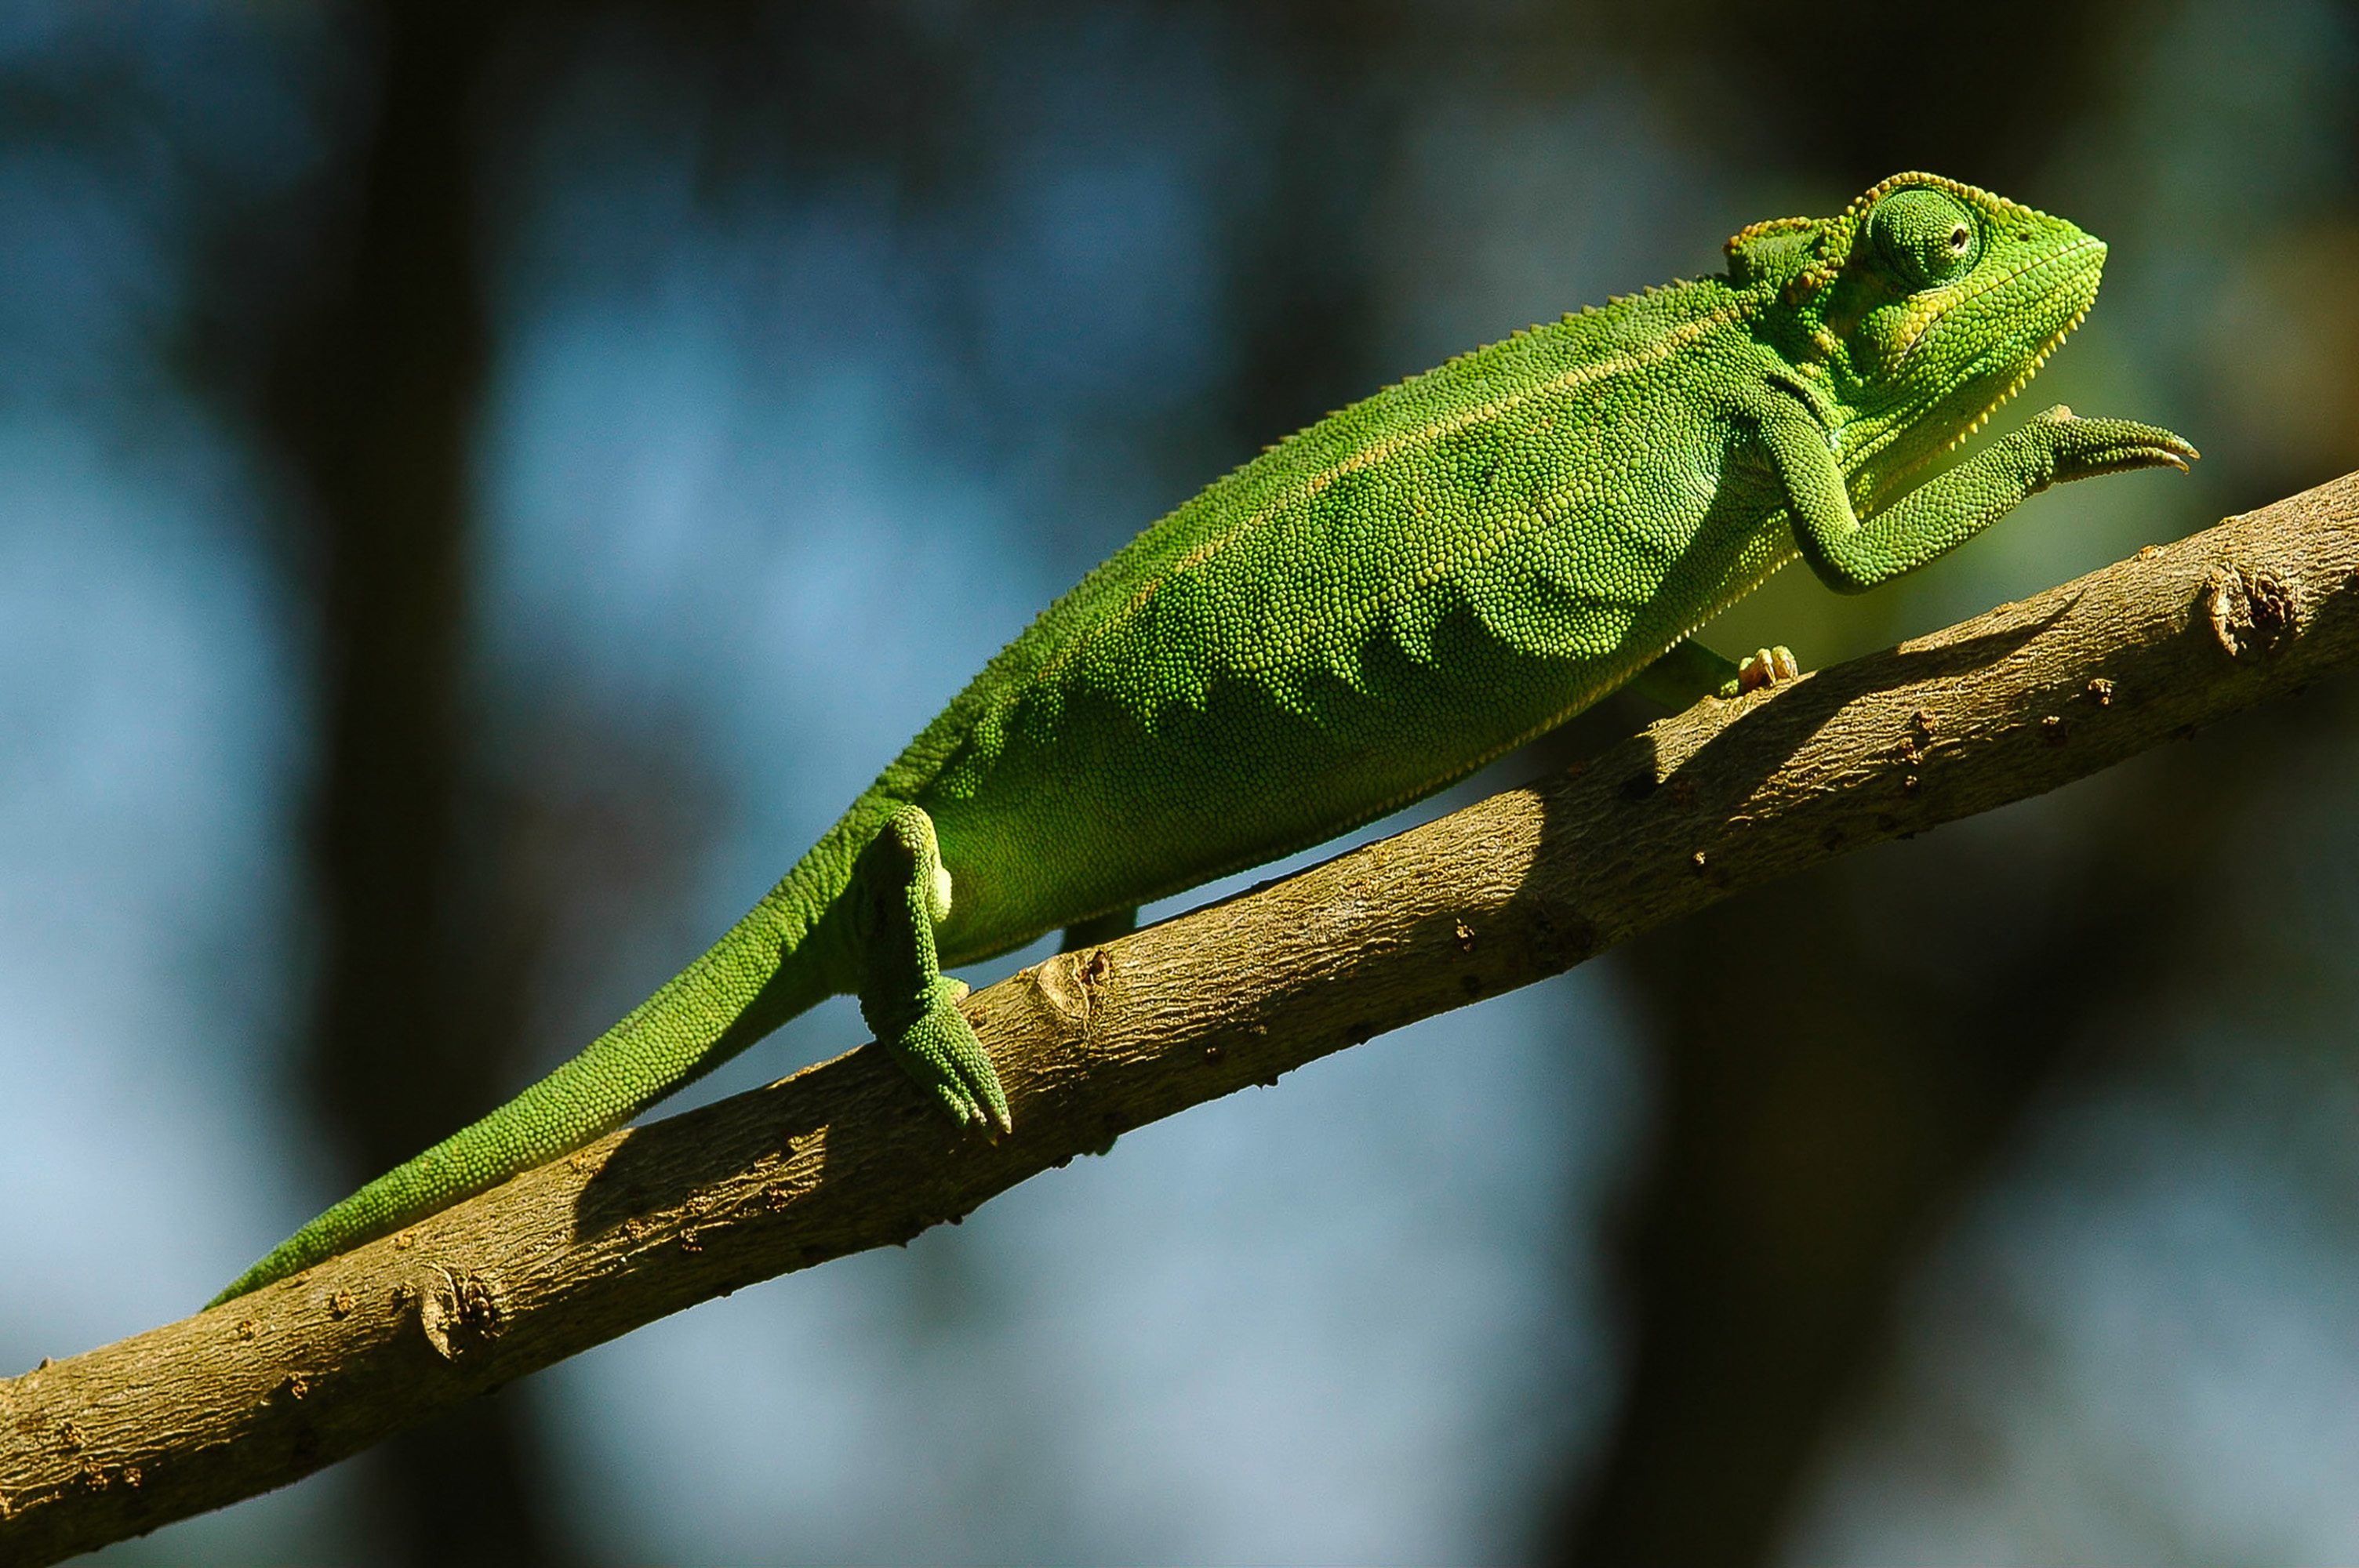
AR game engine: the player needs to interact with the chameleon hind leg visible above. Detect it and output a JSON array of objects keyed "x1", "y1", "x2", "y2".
[{"x1": 855, "y1": 803, "x2": 1014, "y2": 1135}]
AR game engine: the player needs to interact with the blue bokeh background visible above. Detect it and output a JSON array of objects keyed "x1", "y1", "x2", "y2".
[{"x1": 5, "y1": 3, "x2": 2359, "y2": 1562}]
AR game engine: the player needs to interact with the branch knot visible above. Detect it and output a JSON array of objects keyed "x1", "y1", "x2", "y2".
[{"x1": 2201, "y1": 564, "x2": 2301, "y2": 659}]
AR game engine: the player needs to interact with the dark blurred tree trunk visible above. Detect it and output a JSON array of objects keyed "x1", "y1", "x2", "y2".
[
  {"x1": 1550, "y1": 866, "x2": 2088, "y2": 1564},
  {"x1": 257, "y1": 4, "x2": 565, "y2": 1563},
  {"x1": 1516, "y1": 2, "x2": 2173, "y2": 1556},
  {"x1": 1540, "y1": 724, "x2": 2292, "y2": 1566}
]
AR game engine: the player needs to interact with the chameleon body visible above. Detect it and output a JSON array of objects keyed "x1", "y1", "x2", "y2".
[{"x1": 213, "y1": 172, "x2": 2194, "y2": 1305}]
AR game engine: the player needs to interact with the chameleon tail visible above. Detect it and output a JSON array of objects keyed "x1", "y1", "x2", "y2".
[{"x1": 207, "y1": 901, "x2": 838, "y2": 1308}]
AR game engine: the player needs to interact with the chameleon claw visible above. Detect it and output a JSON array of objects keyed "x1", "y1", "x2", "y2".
[
  {"x1": 942, "y1": 1083, "x2": 1007, "y2": 1142},
  {"x1": 1735, "y1": 645, "x2": 1801, "y2": 694}
]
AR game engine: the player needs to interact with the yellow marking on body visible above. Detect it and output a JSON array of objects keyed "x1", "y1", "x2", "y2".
[
  {"x1": 1036, "y1": 300, "x2": 1754, "y2": 685},
  {"x1": 1292, "y1": 307, "x2": 1743, "y2": 503}
]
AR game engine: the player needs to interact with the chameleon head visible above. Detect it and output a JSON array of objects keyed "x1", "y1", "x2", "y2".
[{"x1": 1749, "y1": 172, "x2": 2108, "y2": 499}]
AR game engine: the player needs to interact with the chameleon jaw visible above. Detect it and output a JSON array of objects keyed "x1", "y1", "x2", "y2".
[
  {"x1": 1943, "y1": 299, "x2": 2092, "y2": 453},
  {"x1": 1908, "y1": 234, "x2": 2104, "y2": 453}
]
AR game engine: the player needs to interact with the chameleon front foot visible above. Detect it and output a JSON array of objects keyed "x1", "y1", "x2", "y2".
[{"x1": 2027, "y1": 405, "x2": 2200, "y2": 480}]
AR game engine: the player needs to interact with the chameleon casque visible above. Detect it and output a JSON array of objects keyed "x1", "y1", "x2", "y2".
[{"x1": 214, "y1": 172, "x2": 2196, "y2": 1305}]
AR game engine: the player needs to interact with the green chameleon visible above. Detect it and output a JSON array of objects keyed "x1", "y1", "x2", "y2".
[{"x1": 213, "y1": 172, "x2": 2195, "y2": 1306}]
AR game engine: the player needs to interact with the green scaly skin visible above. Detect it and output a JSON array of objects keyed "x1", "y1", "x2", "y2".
[{"x1": 212, "y1": 172, "x2": 2196, "y2": 1306}]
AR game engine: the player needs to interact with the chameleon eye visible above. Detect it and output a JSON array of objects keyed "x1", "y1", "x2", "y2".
[{"x1": 1866, "y1": 187, "x2": 1982, "y2": 289}]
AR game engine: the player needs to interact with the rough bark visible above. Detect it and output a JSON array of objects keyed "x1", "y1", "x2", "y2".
[{"x1": 4, "y1": 472, "x2": 2356, "y2": 1565}]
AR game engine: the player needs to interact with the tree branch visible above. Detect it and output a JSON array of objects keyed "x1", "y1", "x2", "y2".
[{"x1": 6, "y1": 472, "x2": 2357, "y2": 1564}]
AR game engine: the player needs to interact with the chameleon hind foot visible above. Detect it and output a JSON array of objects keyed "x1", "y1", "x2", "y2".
[
  {"x1": 857, "y1": 804, "x2": 1015, "y2": 1136},
  {"x1": 890, "y1": 974, "x2": 1011, "y2": 1136}
]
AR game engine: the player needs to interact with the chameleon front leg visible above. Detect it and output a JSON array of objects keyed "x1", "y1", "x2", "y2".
[
  {"x1": 1756, "y1": 401, "x2": 2197, "y2": 595},
  {"x1": 855, "y1": 803, "x2": 1014, "y2": 1135}
]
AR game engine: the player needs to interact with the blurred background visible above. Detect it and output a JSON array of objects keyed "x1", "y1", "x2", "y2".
[{"x1": 3, "y1": 1, "x2": 2357, "y2": 1563}]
